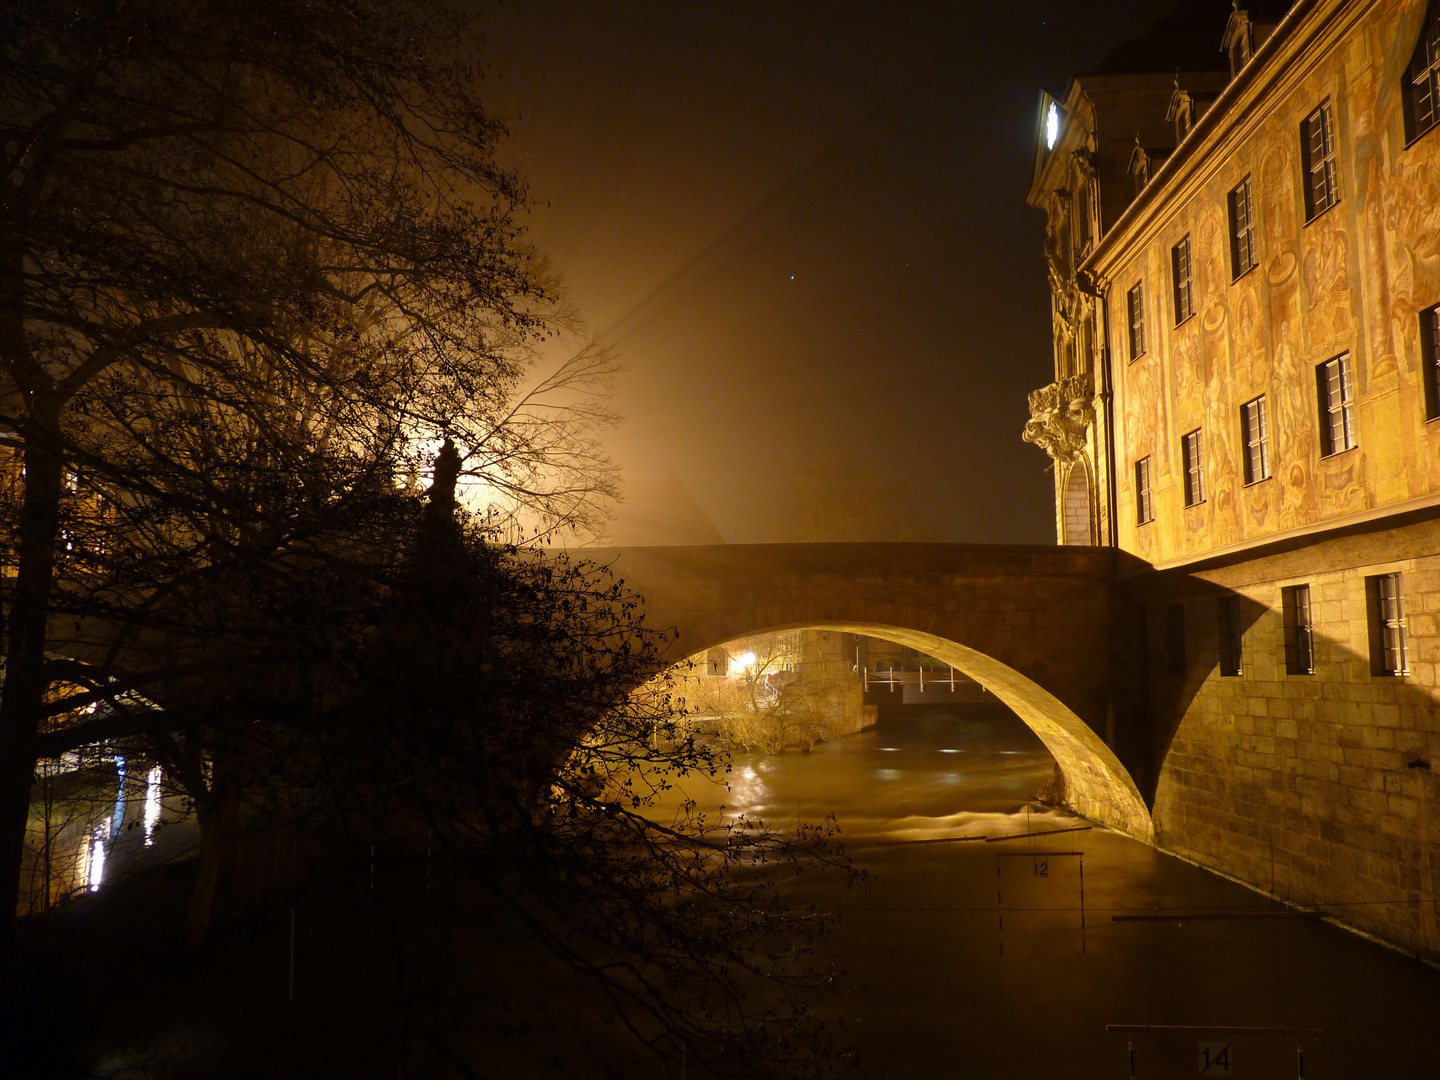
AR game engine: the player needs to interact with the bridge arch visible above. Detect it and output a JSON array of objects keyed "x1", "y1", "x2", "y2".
[
  {"x1": 674, "y1": 618, "x2": 1151, "y2": 838},
  {"x1": 601, "y1": 543, "x2": 1153, "y2": 839}
]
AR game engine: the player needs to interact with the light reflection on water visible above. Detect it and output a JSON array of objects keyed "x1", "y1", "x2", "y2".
[
  {"x1": 653, "y1": 710, "x2": 1058, "y2": 842},
  {"x1": 80, "y1": 821, "x2": 108, "y2": 892},
  {"x1": 143, "y1": 765, "x2": 164, "y2": 846},
  {"x1": 675, "y1": 709, "x2": 1440, "y2": 1079},
  {"x1": 22, "y1": 756, "x2": 190, "y2": 914}
]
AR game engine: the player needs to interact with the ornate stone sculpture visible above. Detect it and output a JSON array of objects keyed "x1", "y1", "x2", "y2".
[{"x1": 1022, "y1": 372, "x2": 1095, "y2": 463}]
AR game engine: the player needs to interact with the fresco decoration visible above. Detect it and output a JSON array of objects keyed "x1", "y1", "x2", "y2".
[
  {"x1": 1378, "y1": 59, "x2": 1440, "y2": 492},
  {"x1": 1103, "y1": 1, "x2": 1440, "y2": 564},
  {"x1": 1317, "y1": 447, "x2": 1370, "y2": 516},
  {"x1": 1301, "y1": 207, "x2": 1355, "y2": 362},
  {"x1": 1117, "y1": 311, "x2": 1161, "y2": 562},
  {"x1": 1273, "y1": 338, "x2": 1321, "y2": 529}
]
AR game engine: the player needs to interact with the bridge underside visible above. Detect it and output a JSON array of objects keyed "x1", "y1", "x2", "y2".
[
  {"x1": 599, "y1": 544, "x2": 1154, "y2": 839},
  {"x1": 716, "y1": 619, "x2": 1151, "y2": 837}
]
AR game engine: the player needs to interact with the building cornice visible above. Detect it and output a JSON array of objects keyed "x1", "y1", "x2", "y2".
[
  {"x1": 1078, "y1": 0, "x2": 1365, "y2": 283},
  {"x1": 1124, "y1": 489, "x2": 1440, "y2": 576}
]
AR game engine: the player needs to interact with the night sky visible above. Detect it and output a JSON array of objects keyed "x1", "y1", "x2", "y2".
[{"x1": 479, "y1": 1, "x2": 1179, "y2": 546}]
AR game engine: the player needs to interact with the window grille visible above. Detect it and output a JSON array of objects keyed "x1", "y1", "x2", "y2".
[
  {"x1": 1241, "y1": 396, "x2": 1270, "y2": 484},
  {"x1": 1317, "y1": 355, "x2": 1355, "y2": 455},
  {"x1": 1228, "y1": 177, "x2": 1257, "y2": 278},
  {"x1": 1282, "y1": 585, "x2": 1315, "y2": 675},
  {"x1": 1135, "y1": 457, "x2": 1154, "y2": 525},
  {"x1": 1172, "y1": 236, "x2": 1195, "y2": 324},
  {"x1": 1423, "y1": 305, "x2": 1440, "y2": 421},
  {"x1": 1218, "y1": 597, "x2": 1243, "y2": 677},
  {"x1": 1182, "y1": 429, "x2": 1205, "y2": 506},
  {"x1": 1369, "y1": 573, "x2": 1409, "y2": 676},
  {"x1": 1404, "y1": 3, "x2": 1440, "y2": 142},
  {"x1": 1302, "y1": 101, "x2": 1339, "y2": 219},
  {"x1": 1127, "y1": 282, "x2": 1146, "y2": 360}
]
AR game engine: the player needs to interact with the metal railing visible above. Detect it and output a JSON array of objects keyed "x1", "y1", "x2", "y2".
[{"x1": 861, "y1": 666, "x2": 969, "y2": 692}]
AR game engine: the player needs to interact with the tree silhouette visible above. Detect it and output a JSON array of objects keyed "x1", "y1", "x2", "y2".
[{"x1": 0, "y1": 0, "x2": 614, "y2": 947}]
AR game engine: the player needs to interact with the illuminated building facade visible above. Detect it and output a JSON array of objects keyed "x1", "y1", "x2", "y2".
[{"x1": 1028, "y1": 0, "x2": 1440, "y2": 960}]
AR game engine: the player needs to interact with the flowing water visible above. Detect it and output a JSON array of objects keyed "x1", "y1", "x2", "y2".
[
  {"x1": 22, "y1": 711, "x2": 1440, "y2": 1077},
  {"x1": 669, "y1": 707, "x2": 1440, "y2": 1079}
]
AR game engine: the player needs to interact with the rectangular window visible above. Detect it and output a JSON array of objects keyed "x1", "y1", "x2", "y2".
[
  {"x1": 1404, "y1": 4, "x2": 1440, "y2": 142},
  {"x1": 1181, "y1": 429, "x2": 1205, "y2": 506},
  {"x1": 1218, "y1": 597, "x2": 1243, "y2": 677},
  {"x1": 1367, "y1": 573, "x2": 1409, "y2": 676},
  {"x1": 1127, "y1": 282, "x2": 1146, "y2": 360},
  {"x1": 1282, "y1": 584, "x2": 1315, "y2": 675},
  {"x1": 1135, "y1": 457, "x2": 1154, "y2": 525},
  {"x1": 1228, "y1": 177, "x2": 1258, "y2": 278},
  {"x1": 1317, "y1": 354, "x2": 1356, "y2": 455},
  {"x1": 1423, "y1": 304, "x2": 1440, "y2": 421},
  {"x1": 1302, "y1": 101, "x2": 1339, "y2": 219},
  {"x1": 1165, "y1": 603, "x2": 1186, "y2": 675},
  {"x1": 1240, "y1": 396, "x2": 1270, "y2": 484},
  {"x1": 1172, "y1": 235, "x2": 1195, "y2": 324}
]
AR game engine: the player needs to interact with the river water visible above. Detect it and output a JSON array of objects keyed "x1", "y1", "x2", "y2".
[
  {"x1": 23, "y1": 710, "x2": 1440, "y2": 1077},
  {"x1": 674, "y1": 708, "x2": 1440, "y2": 1080}
]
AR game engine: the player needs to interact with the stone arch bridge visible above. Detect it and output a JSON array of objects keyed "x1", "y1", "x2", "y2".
[{"x1": 595, "y1": 543, "x2": 1154, "y2": 838}]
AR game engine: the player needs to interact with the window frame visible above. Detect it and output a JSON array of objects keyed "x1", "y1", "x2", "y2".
[
  {"x1": 1134, "y1": 456, "x2": 1154, "y2": 525},
  {"x1": 1217, "y1": 596, "x2": 1244, "y2": 677},
  {"x1": 1240, "y1": 395, "x2": 1271, "y2": 485},
  {"x1": 1301, "y1": 100, "x2": 1340, "y2": 220},
  {"x1": 1172, "y1": 235, "x2": 1195, "y2": 325},
  {"x1": 1282, "y1": 584, "x2": 1315, "y2": 676},
  {"x1": 1317, "y1": 354, "x2": 1356, "y2": 456},
  {"x1": 1228, "y1": 176, "x2": 1258, "y2": 280},
  {"x1": 1422, "y1": 304, "x2": 1440, "y2": 421},
  {"x1": 1181, "y1": 428, "x2": 1206, "y2": 507},
  {"x1": 1127, "y1": 281, "x2": 1147, "y2": 361},
  {"x1": 1403, "y1": 2, "x2": 1440, "y2": 145},
  {"x1": 1367, "y1": 573, "x2": 1410, "y2": 677}
]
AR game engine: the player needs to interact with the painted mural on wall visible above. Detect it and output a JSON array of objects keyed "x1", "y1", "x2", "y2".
[{"x1": 1113, "y1": 0, "x2": 1440, "y2": 563}]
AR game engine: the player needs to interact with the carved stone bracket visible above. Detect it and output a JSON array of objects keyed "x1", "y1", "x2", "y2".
[{"x1": 1022, "y1": 372, "x2": 1095, "y2": 464}]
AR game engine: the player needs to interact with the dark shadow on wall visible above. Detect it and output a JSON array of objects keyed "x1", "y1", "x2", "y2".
[{"x1": 1115, "y1": 559, "x2": 1440, "y2": 961}]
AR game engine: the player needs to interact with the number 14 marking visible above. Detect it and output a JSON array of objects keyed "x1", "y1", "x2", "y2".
[{"x1": 1199, "y1": 1040, "x2": 1233, "y2": 1076}]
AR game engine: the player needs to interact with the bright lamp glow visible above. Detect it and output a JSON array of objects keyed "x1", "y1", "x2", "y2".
[
  {"x1": 734, "y1": 651, "x2": 757, "y2": 671},
  {"x1": 1045, "y1": 102, "x2": 1060, "y2": 149}
]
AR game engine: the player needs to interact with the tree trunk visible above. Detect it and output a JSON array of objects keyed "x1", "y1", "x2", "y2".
[
  {"x1": 187, "y1": 791, "x2": 237, "y2": 949},
  {"x1": 0, "y1": 413, "x2": 65, "y2": 959}
]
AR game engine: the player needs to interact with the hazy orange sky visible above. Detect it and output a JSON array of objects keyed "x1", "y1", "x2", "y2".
[{"x1": 477, "y1": 1, "x2": 1177, "y2": 545}]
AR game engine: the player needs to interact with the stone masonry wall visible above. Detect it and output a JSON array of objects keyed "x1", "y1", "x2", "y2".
[{"x1": 1141, "y1": 514, "x2": 1440, "y2": 961}]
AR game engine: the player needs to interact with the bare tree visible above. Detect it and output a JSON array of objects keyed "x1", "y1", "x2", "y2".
[
  {"x1": 0, "y1": 0, "x2": 617, "y2": 948},
  {"x1": 0, "y1": 10, "x2": 862, "y2": 1077}
]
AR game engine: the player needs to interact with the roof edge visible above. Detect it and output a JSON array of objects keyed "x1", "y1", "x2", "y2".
[{"x1": 1078, "y1": 0, "x2": 1325, "y2": 279}]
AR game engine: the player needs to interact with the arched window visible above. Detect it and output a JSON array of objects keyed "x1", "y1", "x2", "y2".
[
  {"x1": 1063, "y1": 462, "x2": 1092, "y2": 546},
  {"x1": 1404, "y1": 2, "x2": 1440, "y2": 143}
]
